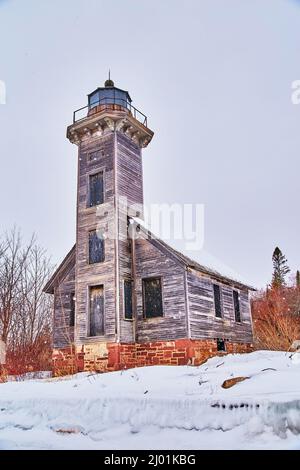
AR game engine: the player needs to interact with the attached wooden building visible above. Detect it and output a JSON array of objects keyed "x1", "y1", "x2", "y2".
[{"x1": 44, "y1": 78, "x2": 254, "y2": 373}]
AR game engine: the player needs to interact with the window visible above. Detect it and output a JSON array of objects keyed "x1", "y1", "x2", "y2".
[
  {"x1": 88, "y1": 172, "x2": 104, "y2": 207},
  {"x1": 88, "y1": 149, "x2": 105, "y2": 162},
  {"x1": 213, "y1": 284, "x2": 222, "y2": 318},
  {"x1": 89, "y1": 285, "x2": 104, "y2": 336},
  {"x1": 124, "y1": 280, "x2": 133, "y2": 320},
  {"x1": 143, "y1": 278, "x2": 163, "y2": 318},
  {"x1": 88, "y1": 150, "x2": 100, "y2": 162},
  {"x1": 217, "y1": 338, "x2": 226, "y2": 352},
  {"x1": 70, "y1": 292, "x2": 75, "y2": 327},
  {"x1": 233, "y1": 290, "x2": 241, "y2": 322},
  {"x1": 89, "y1": 91, "x2": 100, "y2": 109},
  {"x1": 89, "y1": 230, "x2": 105, "y2": 264}
]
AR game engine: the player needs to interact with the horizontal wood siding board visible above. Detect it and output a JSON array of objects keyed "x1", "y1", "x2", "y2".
[
  {"x1": 76, "y1": 132, "x2": 116, "y2": 343},
  {"x1": 134, "y1": 236, "x2": 187, "y2": 343},
  {"x1": 53, "y1": 263, "x2": 75, "y2": 348},
  {"x1": 187, "y1": 270, "x2": 253, "y2": 343},
  {"x1": 116, "y1": 132, "x2": 143, "y2": 343}
]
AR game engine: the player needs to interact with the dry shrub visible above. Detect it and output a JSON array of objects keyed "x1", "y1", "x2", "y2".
[
  {"x1": 5, "y1": 330, "x2": 52, "y2": 376},
  {"x1": 252, "y1": 287, "x2": 300, "y2": 350}
]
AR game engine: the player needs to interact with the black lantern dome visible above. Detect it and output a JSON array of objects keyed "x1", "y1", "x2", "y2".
[{"x1": 104, "y1": 78, "x2": 114, "y2": 87}]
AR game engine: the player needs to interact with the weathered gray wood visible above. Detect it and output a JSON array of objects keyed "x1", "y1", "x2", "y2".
[
  {"x1": 134, "y1": 235, "x2": 187, "y2": 342},
  {"x1": 53, "y1": 261, "x2": 75, "y2": 348},
  {"x1": 187, "y1": 269, "x2": 253, "y2": 343},
  {"x1": 75, "y1": 131, "x2": 117, "y2": 344},
  {"x1": 116, "y1": 132, "x2": 143, "y2": 343},
  {"x1": 47, "y1": 103, "x2": 254, "y2": 351}
]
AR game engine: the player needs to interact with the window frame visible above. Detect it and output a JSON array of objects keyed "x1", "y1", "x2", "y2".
[
  {"x1": 88, "y1": 150, "x2": 100, "y2": 162},
  {"x1": 142, "y1": 276, "x2": 164, "y2": 319},
  {"x1": 86, "y1": 169, "x2": 105, "y2": 208},
  {"x1": 87, "y1": 284, "x2": 105, "y2": 338},
  {"x1": 69, "y1": 292, "x2": 75, "y2": 327},
  {"x1": 88, "y1": 228, "x2": 105, "y2": 265},
  {"x1": 88, "y1": 90, "x2": 100, "y2": 109},
  {"x1": 87, "y1": 148, "x2": 105, "y2": 163},
  {"x1": 213, "y1": 283, "x2": 223, "y2": 318},
  {"x1": 233, "y1": 289, "x2": 242, "y2": 323},
  {"x1": 123, "y1": 279, "x2": 133, "y2": 321}
]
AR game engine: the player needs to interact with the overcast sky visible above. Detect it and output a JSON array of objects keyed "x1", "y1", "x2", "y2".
[{"x1": 0, "y1": 0, "x2": 300, "y2": 288}]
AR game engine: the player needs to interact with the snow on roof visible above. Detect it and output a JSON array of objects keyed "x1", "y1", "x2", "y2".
[{"x1": 130, "y1": 216, "x2": 256, "y2": 290}]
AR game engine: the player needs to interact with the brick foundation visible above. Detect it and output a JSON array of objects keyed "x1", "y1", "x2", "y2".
[{"x1": 52, "y1": 339, "x2": 253, "y2": 376}]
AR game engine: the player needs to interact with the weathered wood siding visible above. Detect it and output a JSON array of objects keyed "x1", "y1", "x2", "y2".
[
  {"x1": 116, "y1": 132, "x2": 144, "y2": 210},
  {"x1": 116, "y1": 132, "x2": 143, "y2": 343},
  {"x1": 75, "y1": 131, "x2": 117, "y2": 344},
  {"x1": 135, "y1": 236, "x2": 187, "y2": 342},
  {"x1": 52, "y1": 122, "x2": 254, "y2": 350},
  {"x1": 53, "y1": 263, "x2": 75, "y2": 348},
  {"x1": 187, "y1": 269, "x2": 253, "y2": 343}
]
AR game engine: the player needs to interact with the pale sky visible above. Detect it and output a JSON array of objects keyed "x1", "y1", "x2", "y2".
[{"x1": 0, "y1": 0, "x2": 300, "y2": 288}]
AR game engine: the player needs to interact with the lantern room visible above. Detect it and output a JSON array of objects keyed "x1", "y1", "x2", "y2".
[{"x1": 88, "y1": 77, "x2": 132, "y2": 111}]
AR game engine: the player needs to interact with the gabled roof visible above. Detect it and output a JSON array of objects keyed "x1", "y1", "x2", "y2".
[
  {"x1": 130, "y1": 217, "x2": 256, "y2": 291},
  {"x1": 43, "y1": 245, "x2": 76, "y2": 294},
  {"x1": 43, "y1": 221, "x2": 255, "y2": 295}
]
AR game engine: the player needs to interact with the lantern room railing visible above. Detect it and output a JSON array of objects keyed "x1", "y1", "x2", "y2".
[{"x1": 73, "y1": 97, "x2": 148, "y2": 127}]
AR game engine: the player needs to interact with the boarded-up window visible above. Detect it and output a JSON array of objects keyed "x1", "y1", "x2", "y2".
[
  {"x1": 233, "y1": 290, "x2": 241, "y2": 322},
  {"x1": 124, "y1": 280, "x2": 133, "y2": 320},
  {"x1": 89, "y1": 285, "x2": 104, "y2": 336},
  {"x1": 213, "y1": 284, "x2": 222, "y2": 318},
  {"x1": 89, "y1": 230, "x2": 105, "y2": 264},
  {"x1": 70, "y1": 292, "x2": 75, "y2": 327},
  {"x1": 88, "y1": 150, "x2": 100, "y2": 162},
  {"x1": 217, "y1": 338, "x2": 226, "y2": 352},
  {"x1": 143, "y1": 278, "x2": 163, "y2": 318},
  {"x1": 89, "y1": 172, "x2": 104, "y2": 207}
]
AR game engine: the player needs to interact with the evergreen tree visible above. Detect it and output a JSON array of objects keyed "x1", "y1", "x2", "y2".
[
  {"x1": 271, "y1": 247, "x2": 290, "y2": 288},
  {"x1": 296, "y1": 270, "x2": 300, "y2": 288}
]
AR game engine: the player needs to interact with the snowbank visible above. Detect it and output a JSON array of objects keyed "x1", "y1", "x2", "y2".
[{"x1": 0, "y1": 351, "x2": 299, "y2": 449}]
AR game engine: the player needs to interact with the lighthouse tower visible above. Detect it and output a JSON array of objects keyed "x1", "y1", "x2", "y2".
[{"x1": 67, "y1": 77, "x2": 153, "y2": 358}]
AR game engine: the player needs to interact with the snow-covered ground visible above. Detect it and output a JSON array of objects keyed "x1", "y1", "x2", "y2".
[{"x1": 0, "y1": 351, "x2": 300, "y2": 450}]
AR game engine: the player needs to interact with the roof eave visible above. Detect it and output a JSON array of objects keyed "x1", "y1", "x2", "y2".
[
  {"x1": 130, "y1": 217, "x2": 256, "y2": 291},
  {"x1": 43, "y1": 245, "x2": 76, "y2": 294}
]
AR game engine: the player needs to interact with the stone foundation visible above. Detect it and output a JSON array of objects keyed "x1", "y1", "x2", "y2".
[{"x1": 52, "y1": 339, "x2": 253, "y2": 376}]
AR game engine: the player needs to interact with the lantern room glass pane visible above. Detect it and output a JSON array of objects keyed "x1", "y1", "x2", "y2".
[
  {"x1": 115, "y1": 89, "x2": 128, "y2": 107},
  {"x1": 101, "y1": 88, "x2": 114, "y2": 104},
  {"x1": 88, "y1": 88, "x2": 129, "y2": 110},
  {"x1": 89, "y1": 91, "x2": 100, "y2": 109}
]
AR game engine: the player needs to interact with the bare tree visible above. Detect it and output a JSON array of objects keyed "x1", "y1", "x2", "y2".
[
  {"x1": 0, "y1": 229, "x2": 32, "y2": 343},
  {"x1": 0, "y1": 229, "x2": 53, "y2": 373},
  {"x1": 11, "y1": 244, "x2": 52, "y2": 351}
]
